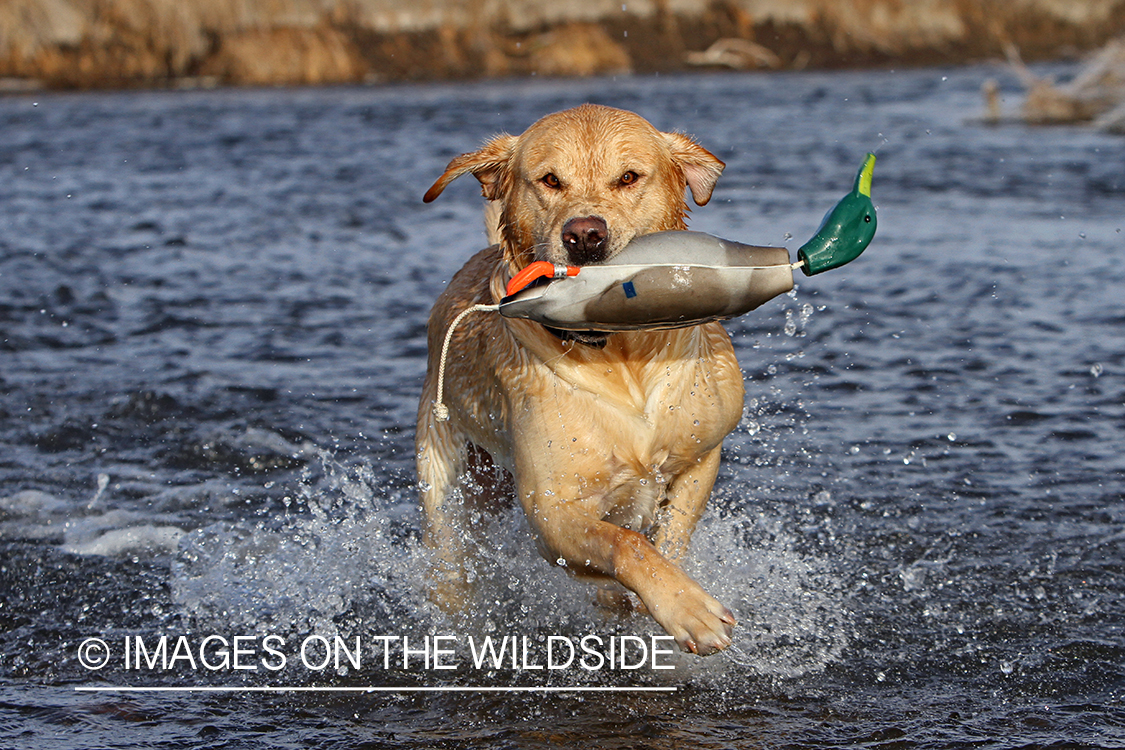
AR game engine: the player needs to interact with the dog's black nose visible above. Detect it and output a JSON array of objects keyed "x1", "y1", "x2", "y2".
[{"x1": 561, "y1": 216, "x2": 609, "y2": 265}]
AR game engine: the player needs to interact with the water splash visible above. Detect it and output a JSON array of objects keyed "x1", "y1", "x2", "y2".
[
  {"x1": 171, "y1": 451, "x2": 429, "y2": 640},
  {"x1": 681, "y1": 503, "x2": 851, "y2": 681},
  {"x1": 168, "y1": 446, "x2": 849, "y2": 684}
]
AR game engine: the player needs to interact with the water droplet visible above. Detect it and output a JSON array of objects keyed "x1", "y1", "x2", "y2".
[
  {"x1": 1000, "y1": 661, "x2": 1014, "y2": 675},
  {"x1": 900, "y1": 566, "x2": 924, "y2": 591},
  {"x1": 556, "y1": 557, "x2": 567, "y2": 567},
  {"x1": 947, "y1": 432, "x2": 956, "y2": 441},
  {"x1": 1090, "y1": 362, "x2": 1103, "y2": 378}
]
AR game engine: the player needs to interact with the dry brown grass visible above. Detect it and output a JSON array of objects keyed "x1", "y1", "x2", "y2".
[{"x1": 2, "y1": 0, "x2": 1124, "y2": 88}]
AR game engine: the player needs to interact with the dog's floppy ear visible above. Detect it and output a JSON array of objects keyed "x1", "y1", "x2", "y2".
[
  {"x1": 423, "y1": 134, "x2": 517, "y2": 203},
  {"x1": 664, "y1": 132, "x2": 725, "y2": 206}
]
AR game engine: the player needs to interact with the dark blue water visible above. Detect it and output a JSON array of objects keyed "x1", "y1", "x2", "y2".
[{"x1": 1, "y1": 64, "x2": 1123, "y2": 748}]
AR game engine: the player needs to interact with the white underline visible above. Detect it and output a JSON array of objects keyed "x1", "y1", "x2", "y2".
[{"x1": 74, "y1": 685, "x2": 676, "y2": 693}]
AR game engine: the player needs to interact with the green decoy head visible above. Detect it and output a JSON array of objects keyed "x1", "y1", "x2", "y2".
[{"x1": 797, "y1": 153, "x2": 877, "y2": 276}]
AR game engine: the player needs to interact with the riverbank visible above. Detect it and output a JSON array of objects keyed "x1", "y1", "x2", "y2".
[{"x1": 2, "y1": 0, "x2": 1125, "y2": 90}]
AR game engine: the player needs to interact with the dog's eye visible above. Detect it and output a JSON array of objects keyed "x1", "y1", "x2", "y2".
[
  {"x1": 541, "y1": 173, "x2": 561, "y2": 189},
  {"x1": 619, "y1": 171, "x2": 640, "y2": 186}
]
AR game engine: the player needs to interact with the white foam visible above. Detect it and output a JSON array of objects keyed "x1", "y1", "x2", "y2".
[
  {"x1": 2, "y1": 481, "x2": 189, "y2": 557},
  {"x1": 63, "y1": 524, "x2": 185, "y2": 556},
  {"x1": 0, "y1": 489, "x2": 74, "y2": 541},
  {"x1": 0, "y1": 489, "x2": 70, "y2": 517},
  {"x1": 61, "y1": 505, "x2": 188, "y2": 557}
]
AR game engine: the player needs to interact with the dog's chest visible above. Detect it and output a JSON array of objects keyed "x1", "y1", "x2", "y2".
[
  {"x1": 586, "y1": 378, "x2": 729, "y2": 530},
  {"x1": 540, "y1": 333, "x2": 744, "y2": 523},
  {"x1": 567, "y1": 333, "x2": 740, "y2": 442},
  {"x1": 609, "y1": 353, "x2": 729, "y2": 443}
]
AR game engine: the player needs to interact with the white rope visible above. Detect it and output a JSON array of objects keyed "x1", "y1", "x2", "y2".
[{"x1": 432, "y1": 303, "x2": 500, "y2": 421}]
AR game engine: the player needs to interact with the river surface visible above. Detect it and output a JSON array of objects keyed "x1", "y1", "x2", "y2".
[{"x1": 1, "y1": 63, "x2": 1123, "y2": 748}]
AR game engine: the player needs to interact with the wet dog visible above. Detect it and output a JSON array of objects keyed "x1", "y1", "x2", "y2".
[{"x1": 417, "y1": 104, "x2": 741, "y2": 654}]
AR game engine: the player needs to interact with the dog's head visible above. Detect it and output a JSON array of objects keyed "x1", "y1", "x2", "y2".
[{"x1": 424, "y1": 104, "x2": 725, "y2": 271}]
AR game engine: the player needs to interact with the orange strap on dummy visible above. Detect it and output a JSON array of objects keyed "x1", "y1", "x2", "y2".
[{"x1": 505, "y1": 262, "x2": 580, "y2": 298}]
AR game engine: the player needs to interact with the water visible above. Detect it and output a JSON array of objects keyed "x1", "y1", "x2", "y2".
[{"x1": 1, "y1": 64, "x2": 1123, "y2": 748}]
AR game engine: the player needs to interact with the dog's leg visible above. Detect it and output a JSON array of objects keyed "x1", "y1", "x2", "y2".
[
  {"x1": 650, "y1": 446, "x2": 723, "y2": 564},
  {"x1": 415, "y1": 409, "x2": 473, "y2": 610},
  {"x1": 521, "y1": 475, "x2": 735, "y2": 655},
  {"x1": 553, "y1": 514, "x2": 733, "y2": 655},
  {"x1": 596, "y1": 448, "x2": 723, "y2": 619}
]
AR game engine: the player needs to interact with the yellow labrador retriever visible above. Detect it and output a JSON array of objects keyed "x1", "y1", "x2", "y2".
[{"x1": 417, "y1": 104, "x2": 742, "y2": 655}]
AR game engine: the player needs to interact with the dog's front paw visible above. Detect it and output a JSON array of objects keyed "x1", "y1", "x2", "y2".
[{"x1": 645, "y1": 582, "x2": 736, "y2": 656}]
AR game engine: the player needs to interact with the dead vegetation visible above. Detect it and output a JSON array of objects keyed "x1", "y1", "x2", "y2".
[
  {"x1": 980, "y1": 37, "x2": 1125, "y2": 132},
  {"x1": 1013, "y1": 37, "x2": 1125, "y2": 123},
  {"x1": 1, "y1": 0, "x2": 1124, "y2": 89}
]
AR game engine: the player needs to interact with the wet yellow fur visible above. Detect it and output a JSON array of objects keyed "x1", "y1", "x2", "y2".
[{"x1": 417, "y1": 104, "x2": 743, "y2": 654}]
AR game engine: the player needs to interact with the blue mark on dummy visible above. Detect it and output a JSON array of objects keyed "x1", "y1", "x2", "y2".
[{"x1": 622, "y1": 281, "x2": 637, "y2": 299}]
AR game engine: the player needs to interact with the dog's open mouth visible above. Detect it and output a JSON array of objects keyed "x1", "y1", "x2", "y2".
[{"x1": 545, "y1": 326, "x2": 609, "y2": 348}]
